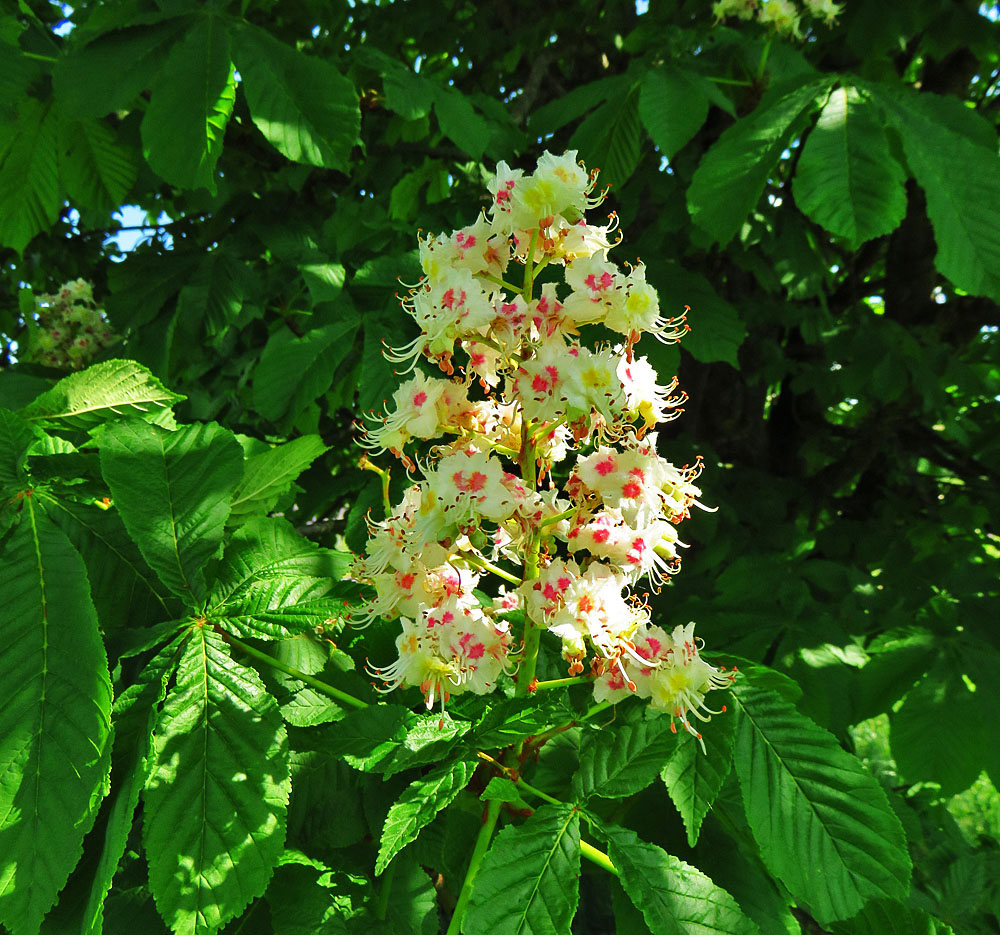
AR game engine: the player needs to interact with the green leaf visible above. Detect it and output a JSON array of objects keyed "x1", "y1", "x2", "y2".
[
  {"x1": 574, "y1": 708, "x2": 677, "y2": 800},
  {"x1": 473, "y1": 694, "x2": 574, "y2": 749},
  {"x1": 638, "y1": 66, "x2": 709, "y2": 159},
  {"x1": 174, "y1": 250, "x2": 257, "y2": 345},
  {"x1": 432, "y1": 86, "x2": 489, "y2": 159},
  {"x1": 143, "y1": 626, "x2": 290, "y2": 935},
  {"x1": 60, "y1": 117, "x2": 138, "y2": 213},
  {"x1": 0, "y1": 408, "x2": 42, "y2": 496},
  {"x1": 300, "y1": 262, "x2": 346, "y2": 305},
  {"x1": 41, "y1": 495, "x2": 175, "y2": 632},
  {"x1": 234, "y1": 24, "x2": 359, "y2": 171},
  {"x1": 657, "y1": 265, "x2": 746, "y2": 367},
  {"x1": 792, "y1": 87, "x2": 906, "y2": 249},
  {"x1": 0, "y1": 501, "x2": 113, "y2": 935},
  {"x1": 662, "y1": 708, "x2": 737, "y2": 847},
  {"x1": 529, "y1": 75, "x2": 631, "y2": 136},
  {"x1": 19, "y1": 359, "x2": 185, "y2": 430},
  {"x1": 141, "y1": 15, "x2": 235, "y2": 192},
  {"x1": 83, "y1": 635, "x2": 183, "y2": 935},
  {"x1": 570, "y1": 85, "x2": 642, "y2": 191},
  {"x1": 687, "y1": 77, "x2": 834, "y2": 245},
  {"x1": 208, "y1": 516, "x2": 349, "y2": 635},
  {"x1": 599, "y1": 823, "x2": 758, "y2": 935},
  {"x1": 464, "y1": 804, "x2": 581, "y2": 935},
  {"x1": 828, "y1": 898, "x2": 954, "y2": 935},
  {"x1": 376, "y1": 756, "x2": 477, "y2": 875},
  {"x1": 0, "y1": 96, "x2": 60, "y2": 252},
  {"x1": 253, "y1": 315, "x2": 361, "y2": 423},
  {"x1": 889, "y1": 654, "x2": 983, "y2": 795},
  {"x1": 228, "y1": 435, "x2": 329, "y2": 523},
  {"x1": 53, "y1": 19, "x2": 189, "y2": 117},
  {"x1": 99, "y1": 419, "x2": 243, "y2": 605},
  {"x1": 733, "y1": 683, "x2": 911, "y2": 924},
  {"x1": 869, "y1": 84, "x2": 1000, "y2": 301},
  {"x1": 271, "y1": 635, "x2": 346, "y2": 727}
]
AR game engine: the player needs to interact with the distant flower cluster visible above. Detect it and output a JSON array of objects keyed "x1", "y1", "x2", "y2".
[
  {"x1": 353, "y1": 152, "x2": 734, "y2": 745},
  {"x1": 713, "y1": 0, "x2": 843, "y2": 38},
  {"x1": 23, "y1": 279, "x2": 118, "y2": 371}
]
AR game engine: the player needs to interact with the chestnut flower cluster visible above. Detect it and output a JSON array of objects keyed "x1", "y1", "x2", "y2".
[
  {"x1": 353, "y1": 151, "x2": 733, "y2": 743},
  {"x1": 23, "y1": 279, "x2": 119, "y2": 371},
  {"x1": 712, "y1": 0, "x2": 843, "y2": 38}
]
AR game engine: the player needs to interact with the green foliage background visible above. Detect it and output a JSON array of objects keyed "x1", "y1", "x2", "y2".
[{"x1": 1, "y1": 0, "x2": 998, "y2": 933}]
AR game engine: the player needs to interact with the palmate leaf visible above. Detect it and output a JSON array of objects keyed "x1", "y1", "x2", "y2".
[
  {"x1": 573, "y1": 707, "x2": 677, "y2": 800},
  {"x1": 0, "y1": 96, "x2": 60, "y2": 253},
  {"x1": 228, "y1": 435, "x2": 329, "y2": 523},
  {"x1": 867, "y1": 84, "x2": 1000, "y2": 302},
  {"x1": 889, "y1": 653, "x2": 984, "y2": 796},
  {"x1": 234, "y1": 24, "x2": 359, "y2": 171},
  {"x1": 732, "y1": 682, "x2": 911, "y2": 925},
  {"x1": 41, "y1": 495, "x2": 175, "y2": 632},
  {"x1": 143, "y1": 626, "x2": 290, "y2": 935},
  {"x1": 99, "y1": 419, "x2": 243, "y2": 605},
  {"x1": 0, "y1": 501, "x2": 113, "y2": 935},
  {"x1": 207, "y1": 516, "x2": 351, "y2": 637},
  {"x1": 375, "y1": 756, "x2": 478, "y2": 875},
  {"x1": 253, "y1": 315, "x2": 361, "y2": 424},
  {"x1": 53, "y1": 17, "x2": 190, "y2": 117},
  {"x1": 598, "y1": 823, "x2": 758, "y2": 935},
  {"x1": 464, "y1": 803, "x2": 581, "y2": 935},
  {"x1": 638, "y1": 65, "x2": 710, "y2": 159},
  {"x1": 59, "y1": 116, "x2": 138, "y2": 214},
  {"x1": 0, "y1": 408, "x2": 42, "y2": 497},
  {"x1": 661, "y1": 707, "x2": 737, "y2": 847},
  {"x1": 687, "y1": 77, "x2": 835, "y2": 245},
  {"x1": 792, "y1": 87, "x2": 907, "y2": 249},
  {"x1": 141, "y1": 14, "x2": 235, "y2": 193},
  {"x1": 19, "y1": 359, "x2": 185, "y2": 430},
  {"x1": 82, "y1": 635, "x2": 184, "y2": 935},
  {"x1": 828, "y1": 898, "x2": 954, "y2": 935}
]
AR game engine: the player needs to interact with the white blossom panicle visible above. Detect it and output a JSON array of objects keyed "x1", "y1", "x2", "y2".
[{"x1": 355, "y1": 150, "x2": 732, "y2": 732}]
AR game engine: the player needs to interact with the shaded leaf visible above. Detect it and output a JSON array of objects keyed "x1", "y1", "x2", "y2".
[
  {"x1": 687, "y1": 77, "x2": 834, "y2": 245},
  {"x1": 639, "y1": 66, "x2": 709, "y2": 159},
  {"x1": 254, "y1": 316, "x2": 361, "y2": 424},
  {"x1": 0, "y1": 97, "x2": 60, "y2": 252},
  {"x1": 60, "y1": 117, "x2": 138, "y2": 213},
  {"x1": 141, "y1": 15, "x2": 235, "y2": 192}
]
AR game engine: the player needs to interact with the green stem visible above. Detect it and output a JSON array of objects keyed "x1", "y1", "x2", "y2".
[
  {"x1": 21, "y1": 51, "x2": 58, "y2": 62},
  {"x1": 756, "y1": 36, "x2": 773, "y2": 80},
  {"x1": 359, "y1": 455, "x2": 392, "y2": 517},
  {"x1": 512, "y1": 774, "x2": 561, "y2": 807},
  {"x1": 375, "y1": 857, "x2": 397, "y2": 920},
  {"x1": 482, "y1": 273, "x2": 524, "y2": 294},
  {"x1": 539, "y1": 507, "x2": 577, "y2": 528},
  {"x1": 581, "y1": 700, "x2": 612, "y2": 721},
  {"x1": 522, "y1": 227, "x2": 540, "y2": 299},
  {"x1": 462, "y1": 552, "x2": 522, "y2": 586},
  {"x1": 221, "y1": 632, "x2": 369, "y2": 709},
  {"x1": 580, "y1": 841, "x2": 618, "y2": 876},
  {"x1": 705, "y1": 75, "x2": 753, "y2": 86},
  {"x1": 446, "y1": 798, "x2": 503, "y2": 935},
  {"x1": 533, "y1": 675, "x2": 590, "y2": 691}
]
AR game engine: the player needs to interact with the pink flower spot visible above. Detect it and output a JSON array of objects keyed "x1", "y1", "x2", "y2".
[
  {"x1": 398, "y1": 573, "x2": 416, "y2": 589},
  {"x1": 532, "y1": 374, "x2": 550, "y2": 393},
  {"x1": 557, "y1": 577, "x2": 571, "y2": 590},
  {"x1": 595, "y1": 457, "x2": 617, "y2": 476},
  {"x1": 545, "y1": 365, "x2": 559, "y2": 383},
  {"x1": 412, "y1": 391, "x2": 428, "y2": 407},
  {"x1": 622, "y1": 481, "x2": 641, "y2": 498},
  {"x1": 592, "y1": 528, "x2": 610, "y2": 544}
]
